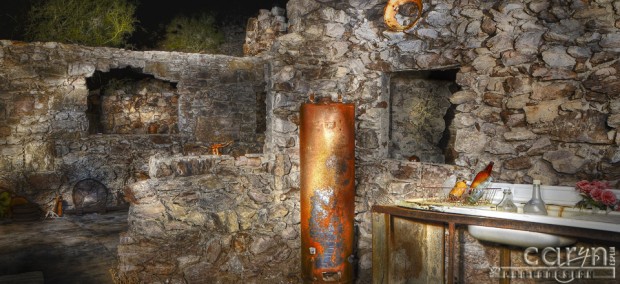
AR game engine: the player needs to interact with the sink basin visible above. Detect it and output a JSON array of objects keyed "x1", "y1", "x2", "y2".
[
  {"x1": 465, "y1": 205, "x2": 618, "y2": 247},
  {"x1": 444, "y1": 205, "x2": 620, "y2": 247},
  {"x1": 398, "y1": 182, "x2": 620, "y2": 247},
  {"x1": 468, "y1": 225, "x2": 577, "y2": 248},
  {"x1": 469, "y1": 189, "x2": 619, "y2": 247}
]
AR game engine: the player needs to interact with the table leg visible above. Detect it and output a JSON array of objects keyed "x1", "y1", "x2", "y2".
[{"x1": 448, "y1": 222, "x2": 455, "y2": 284}]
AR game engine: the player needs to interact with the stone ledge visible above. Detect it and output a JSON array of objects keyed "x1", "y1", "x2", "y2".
[{"x1": 148, "y1": 154, "x2": 268, "y2": 179}]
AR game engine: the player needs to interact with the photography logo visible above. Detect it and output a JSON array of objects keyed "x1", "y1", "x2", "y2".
[{"x1": 490, "y1": 246, "x2": 616, "y2": 283}]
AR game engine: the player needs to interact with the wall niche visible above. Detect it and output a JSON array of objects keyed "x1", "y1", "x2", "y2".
[
  {"x1": 86, "y1": 67, "x2": 179, "y2": 135},
  {"x1": 389, "y1": 70, "x2": 459, "y2": 164}
]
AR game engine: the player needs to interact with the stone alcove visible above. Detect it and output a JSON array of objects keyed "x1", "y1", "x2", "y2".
[
  {"x1": 388, "y1": 69, "x2": 459, "y2": 164},
  {"x1": 86, "y1": 67, "x2": 179, "y2": 135}
]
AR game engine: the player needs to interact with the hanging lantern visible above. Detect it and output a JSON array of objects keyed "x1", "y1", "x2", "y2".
[{"x1": 384, "y1": 0, "x2": 423, "y2": 32}]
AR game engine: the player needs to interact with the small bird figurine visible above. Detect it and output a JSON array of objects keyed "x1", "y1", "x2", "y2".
[
  {"x1": 448, "y1": 180, "x2": 468, "y2": 200},
  {"x1": 469, "y1": 161, "x2": 494, "y2": 193}
]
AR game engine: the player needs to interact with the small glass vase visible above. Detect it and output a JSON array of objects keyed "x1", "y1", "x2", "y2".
[
  {"x1": 590, "y1": 206, "x2": 606, "y2": 215},
  {"x1": 496, "y1": 189, "x2": 518, "y2": 212},
  {"x1": 523, "y1": 180, "x2": 547, "y2": 215}
]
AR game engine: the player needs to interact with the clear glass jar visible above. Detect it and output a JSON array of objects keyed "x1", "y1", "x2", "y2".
[
  {"x1": 523, "y1": 180, "x2": 548, "y2": 215},
  {"x1": 466, "y1": 177, "x2": 493, "y2": 204},
  {"x1": 497, "y1": 189, "x2": 518, "y2": 212}
]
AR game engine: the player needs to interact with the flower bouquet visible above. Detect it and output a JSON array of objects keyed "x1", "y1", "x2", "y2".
[{"x1": 575, "y1": 180, "x2": 619, "y2": 213}]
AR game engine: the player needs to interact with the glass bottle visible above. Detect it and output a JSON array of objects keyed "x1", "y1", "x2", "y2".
[
  {"x1": 497, "y1": 189, "x2": 518, "y2": 212},
  {"x1": 523, "y1": 180, "x2": 548, "y2": 215}
]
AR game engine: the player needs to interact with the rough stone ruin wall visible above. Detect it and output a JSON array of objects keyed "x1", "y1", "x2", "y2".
[
  {"x1": 264, "y1": 0, "x2": 620, "y2": 282},
  {"x1": 244, "y1": 6, "x2": 289, "y2": 56},
  {"x1": 0, "y1": 42, "x2": 265, "y2": 211}
]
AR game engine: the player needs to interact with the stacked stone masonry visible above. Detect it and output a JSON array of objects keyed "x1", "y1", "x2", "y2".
[
  {"x1": 0, "y1": 41, "x2": 266, "y2": 211},
  {"x1": 118, "y1": 154, "x2": 301, "y2": 282},
  {"x1": 95, "y1": 77, "x2": 179, "y2": 135},
  {"x1": 264, "y1": 0, "x2": 620, "y2": 282},
  {"x1": 1, "y1": 0, "x2": 620, "y2": 283},
  {"x1": 244, "y1": 6, "x2": 289, "y2": 56}
]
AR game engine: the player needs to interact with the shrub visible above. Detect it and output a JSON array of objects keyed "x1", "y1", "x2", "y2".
[
  {"x1": 158, "y1": 13, "x2": 223, "y2": 53},
  {"x1": 25, "y1": 0, "x2": 137, "y2": 47}
]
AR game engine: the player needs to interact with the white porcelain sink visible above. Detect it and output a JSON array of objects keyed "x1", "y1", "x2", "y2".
[
  {"x1": 466, "y1": 203, "x2": 620, "y2": 247},
  {"x1": 399, "y1": 182, "x2": 620, "y2": 248},
  {"x1": 470, "y1": 183, "x2": 620, "y2": 247},
  {"x1": 467, "y1": 225, "x2": 577, "y2": 248}
]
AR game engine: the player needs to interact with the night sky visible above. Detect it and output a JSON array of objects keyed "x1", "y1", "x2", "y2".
[{"x1": 0, "y1": 0, "x2": 288, "y2": 48}]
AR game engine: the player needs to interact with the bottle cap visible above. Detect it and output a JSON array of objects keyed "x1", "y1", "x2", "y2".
[{"x1": 533, "y1": 180, "x2": 541, "y2": 185}]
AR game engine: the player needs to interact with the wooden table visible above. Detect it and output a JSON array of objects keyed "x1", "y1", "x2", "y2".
[{"x1": 372, "y1": 205, "x2": 620, "y2": 284}]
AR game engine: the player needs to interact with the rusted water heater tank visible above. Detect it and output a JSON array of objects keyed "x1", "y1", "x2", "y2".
[{"x1": 300, "y1": 97, "x2": 355, "y2": 283}]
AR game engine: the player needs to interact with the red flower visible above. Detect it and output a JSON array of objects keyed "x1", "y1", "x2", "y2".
[
  {"x1": 576, "y1": 180, "x2": 590, "y2": 193},
  {"x1": 601, "y1": 190, "x2": 617, "y2": 207},
  {"x1": 592, "y1": 180, "x2": 611, "y2": 189},
  {"x1": 590, "y1": 188, "x2": 603, "y2": 201},
  {"x1": 575, "y1": 180, "x2": 617, "y2": 210},
  {"x1": 576, "y1": 180, "x2": 589, "y2": 188},
  {"x1": 583, "y1": 184, "x2": 597, "y2": 194}
]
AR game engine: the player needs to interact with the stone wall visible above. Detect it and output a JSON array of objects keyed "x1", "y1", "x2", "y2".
[
  {"x1": 0, "y1": 41, "x2": 265, "y2": 211},
  {"x1": 261, "y1": 0, "x2": 620, "y2": 282},
  {"x1": 243, "y1": 7, "x2": 289, "y2": 56},
  {"x1": 269, "y1": 0, "x2": 620, "y2": 187},
  {"x1": 118, "y1": 154, "x2": 301, "y2": 282}
]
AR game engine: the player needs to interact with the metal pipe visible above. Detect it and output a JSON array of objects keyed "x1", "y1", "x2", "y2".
[{"x1": 300, "y1": 97, "x2": 355, "y2": 283}]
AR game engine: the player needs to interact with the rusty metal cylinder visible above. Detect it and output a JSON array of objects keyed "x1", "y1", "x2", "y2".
[{"x1": 300, "y1": 98, "x2": 355, "y2": 283}]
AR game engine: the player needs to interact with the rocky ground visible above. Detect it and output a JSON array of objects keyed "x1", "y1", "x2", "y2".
[{"x1": 0, "y1": 210, "x2": 127, "y2": 284}]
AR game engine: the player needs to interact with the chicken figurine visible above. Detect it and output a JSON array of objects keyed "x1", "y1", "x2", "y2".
[
  {"x1": 448, "y1": 180, "x2": 468, "y2": 200},
  {"x1": 468, "y1": 161, "x2": 494, "y2": 193},
  {"x1": 465, "y1": 161, "x2": 494, "y2": 204}
]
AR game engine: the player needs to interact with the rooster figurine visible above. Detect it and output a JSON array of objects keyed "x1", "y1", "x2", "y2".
[
  {"x1": 210, "y1": 141, "x2": 233, "y2": 156},
  {"x1": 469, "y1": 161, "x2": 494, "y2": 193},
  {"x1": 464, "y1": 161, "x2": 495, "y2": 204}
]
